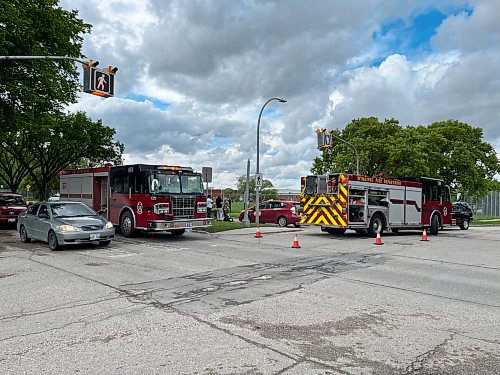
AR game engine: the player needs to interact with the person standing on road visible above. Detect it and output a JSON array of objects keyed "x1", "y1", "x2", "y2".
[
  {"x1": 206, "y1": 195, "x2": 213, "y2": 218},
  {"x1": 216, "y1": 195, "x2": 223, "y2": 221}
]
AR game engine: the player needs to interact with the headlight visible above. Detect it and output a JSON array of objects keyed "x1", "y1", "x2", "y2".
[
  {"x1": 105, "y1": 221, "x2": 114, "y2": 229},
  {"x1": 153, "y1": 203, "x2": 170, "y2": 215},
  {"x1": 197, "y1": 202, "x2": 207, "y2": 213},
  {"x1": 58, "y1": 225, "x2": 81, "y2": 232}
]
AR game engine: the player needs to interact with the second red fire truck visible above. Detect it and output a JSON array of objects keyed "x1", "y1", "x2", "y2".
[
  {"x1": 60, "y1": 164, "x2": 212, "y2": 237},
  {"x1": 300, "y1": 173, "x2": 454, "y2": 237}
]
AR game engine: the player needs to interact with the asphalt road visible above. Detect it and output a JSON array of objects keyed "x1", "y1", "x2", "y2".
[{"x1": 1, "y1": 224, "x2": 499, "y2": 374}]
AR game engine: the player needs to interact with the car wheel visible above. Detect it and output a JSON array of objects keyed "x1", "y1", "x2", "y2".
[
  {"x1": 429, "y1": 214, "x2": 439, "y2": 235},
  {"x1": 120, "y1": 211, "x2": 136, "y2": 238},
  {"x1": 368, "y1": 213, "x2": 384, "y2": 238},
  {"x1": 19, "y1": 225, "x2": 31, "y2": 243},
  {"x1": 171, "y1": 229, "x2": 186, "y2": 236},
  {"x1": 325, "y1": 228, "x2": 346, "y2": 235},
  {"x1": 277, "y1": 216, "x2": 288, "y2": 227},
  {"x1": 48, "y1": 231, "x2": 59, "y2": 251},
  {"x1": 99, "y1": 240, "x2": 111, "y2": 246},
  {"x1": 460, "y1": 218, "x2": 470, "y2": 230}
]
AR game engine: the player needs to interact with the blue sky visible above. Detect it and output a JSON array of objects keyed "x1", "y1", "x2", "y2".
[
  {"x1": 371, "y1": 6, "x2": 472, "y2": 66},
  {"x1": 125, "y1": 94, "x2": 170, "y2": 111}
]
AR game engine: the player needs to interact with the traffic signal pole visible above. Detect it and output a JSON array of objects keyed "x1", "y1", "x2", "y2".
[
  {"x1": 317, "y1": 130, "x2": 360, "y2": 175},
  {"x1": 330, "y1": 133, "x2": 360, "y2": 176},
  {"x1": 1, "y1": 56, "x2": 117, "y2": 97},
  {"x1": 0, "y1": 55, "x2": 87, "y2": 64}
]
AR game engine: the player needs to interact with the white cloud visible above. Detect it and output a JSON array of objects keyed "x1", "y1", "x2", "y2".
[{"x1": 61, "y1": 0, "x2": 500, "y2": 189}]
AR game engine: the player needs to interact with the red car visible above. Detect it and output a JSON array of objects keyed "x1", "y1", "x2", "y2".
[
  {"x1": 239, "y1": 200, "x2": 303, "y2": 227},
  {"x1": 0, "y1": 193, "x2": 28, "y2": 226}
]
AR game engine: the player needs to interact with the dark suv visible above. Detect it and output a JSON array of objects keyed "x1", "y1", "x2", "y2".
[{"x1": 452, "y1": 202, "x2": 473, "y2": 230}]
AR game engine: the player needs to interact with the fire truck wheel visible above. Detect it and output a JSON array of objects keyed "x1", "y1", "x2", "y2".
[
  {"x1": 429, "y1": 214, "x2": 440, "y2": 235},
  {"x1": 171, "y1": 229, "x2": 186, "y2": 236},
  {"x1": 368, "y1": 214, "x2": 384, "y2": 238},
  {"x1": 120, "y1": 211, "x2": 136, "y2": 238},
  {"x1": 277, "y1": 216, "x2": 288, "y2": 227}
]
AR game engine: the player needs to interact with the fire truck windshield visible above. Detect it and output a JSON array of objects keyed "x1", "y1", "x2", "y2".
[
  {"x1": 180, "y1": 174, "x2": 204, "y2": 194},
  {"x1": 149, "y1": 173, "x2": 203, "y2": 195}
]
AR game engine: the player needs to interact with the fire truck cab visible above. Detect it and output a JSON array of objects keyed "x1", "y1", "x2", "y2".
[
  {"x1": 300, "y1": 173, "x2": 453, "y2": 237},
  {"x1": 60, "y1": 164, "x2": 212, "y2": 237}
]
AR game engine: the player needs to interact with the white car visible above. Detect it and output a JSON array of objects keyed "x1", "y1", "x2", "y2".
[{"x1": 47, "y1": 193, "x2": 60, "y2": 202}]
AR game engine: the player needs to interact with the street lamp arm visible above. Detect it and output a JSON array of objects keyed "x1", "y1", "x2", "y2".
[
  {"x1": 255, "y1": 97, "x2": 287, "y2": 226},
  {"x1": 330, "y1": 133, "x2": 360, "y2": 175},
  {"x1": 256, "y1": 97, "x2": 286, "y2": 174}
]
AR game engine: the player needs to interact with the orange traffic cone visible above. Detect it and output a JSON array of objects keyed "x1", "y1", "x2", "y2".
[
  {"x1": 420, "y1": 228, "x2": 429, "y2": 241},
  {"x1": 374, "y1": 230, "x2": 383, "y2": 245},
  {"x1": 291, "y1": 234, "x2": 301, "y2": 248},
  {"x1": 255, "y1": 226, "x2": 262, "y2": 238}
]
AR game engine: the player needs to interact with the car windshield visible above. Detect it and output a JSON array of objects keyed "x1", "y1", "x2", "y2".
[
  {"x1": 50, "y1": 203, "x2": 97, "y2": 218},
  {"x1": 0, "y1": 196, "x2": 26, "y2": 206}
]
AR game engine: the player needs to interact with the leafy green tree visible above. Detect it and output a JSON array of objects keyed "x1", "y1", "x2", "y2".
[
  {"x1": 21, "y1": 170, "x2": 59, "y2": 199},
  {"x1": 426, "y1": 120, "x2": 499, "y2": 197},
  {"x1": 236, "y1": 175, "x2": 277, "y2": 200},
  {"x1": 312, "y1": 117, "x2": 402, "y2": 176},
  {"x1": 0, "y1": 1, "x2": 123, "y2": 200},
  {"x1": 0, "y1": 0, "x2": 90, "y2": 120},
  {"x1": 486, "y1": 179, "x2": 500, "y2": 192},
  {"x1": 0, "y1": 148, "x2": 30, "y2": 193},
  {"x1": 311, "y1": 117, "x2": 500, "y2": 197},
  {"x1": 222, "y1": 187, "x2": 238, "y2": 200},
  {"x1": 4, "y1": 111, "x2": 123, "y2": 199},
  {"x1": 384, "y1": 126, "x2": 436, "y2": 178}
]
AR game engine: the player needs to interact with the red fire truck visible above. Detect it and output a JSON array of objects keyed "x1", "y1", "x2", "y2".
[
  {"x1": 60, "y1": 164, "x2": 212, "y2": 237},
  {"x1": 300, "y1": 173, "x2": 454, "y2": 237}
]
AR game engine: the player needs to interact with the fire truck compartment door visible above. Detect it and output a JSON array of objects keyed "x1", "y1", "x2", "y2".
[
  {"x1": 388, "y1": 187, "x2": 405, "y2": 226},
  {"x1": 405, "y1": 187, "x2": 422, "y2": 225}
]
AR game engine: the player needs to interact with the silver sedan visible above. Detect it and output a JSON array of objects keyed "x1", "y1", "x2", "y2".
[{"x1": 17, "y1": 201, "x2": 115, "y2": 250}]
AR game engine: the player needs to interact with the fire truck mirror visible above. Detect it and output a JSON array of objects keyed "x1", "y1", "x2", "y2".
[{"x1": 151, "y1": 174, "x2": 160, "y2": 192}]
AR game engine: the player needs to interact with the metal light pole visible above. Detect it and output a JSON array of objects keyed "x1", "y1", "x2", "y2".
[
  {"x1": 255, "y1": 97, "x2": 287, "y2": 227},
  {"x1": 330, "y1": 133, "x2": 360, "y2": 175},
  {"x1": 242, "y1": 159, "x2": 251, "y2": 227}
]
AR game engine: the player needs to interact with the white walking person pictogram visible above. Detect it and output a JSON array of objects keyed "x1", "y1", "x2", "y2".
[{"x1": 97, "y1": 75, "x2": 107, "y2": 90}]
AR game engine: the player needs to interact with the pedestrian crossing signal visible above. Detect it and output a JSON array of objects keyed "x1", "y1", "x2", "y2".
[
  {"x1": 316, "y1": 130, "x2": 332, "y2": 149},
  {"x1": 83, "y1": 65, "x2": 116, "y2": 98}
]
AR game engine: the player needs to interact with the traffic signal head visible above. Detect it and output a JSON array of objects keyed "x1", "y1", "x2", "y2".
[
  {"x1": 104, "y1": 66, "x2": 118, "y2": 74},
  {"x1": 83, "y1": 60, "x2": 99, "y2": 68}
]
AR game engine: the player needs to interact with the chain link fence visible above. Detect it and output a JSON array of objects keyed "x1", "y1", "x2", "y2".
[{"x1": 464, "y1": 191, "x2": 500, "y2": 219}]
